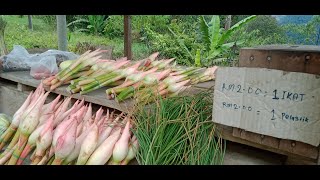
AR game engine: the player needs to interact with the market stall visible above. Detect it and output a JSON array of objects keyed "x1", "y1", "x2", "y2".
[{"x1": 0, "y1": 46, "x2": 319, "y2": 164}]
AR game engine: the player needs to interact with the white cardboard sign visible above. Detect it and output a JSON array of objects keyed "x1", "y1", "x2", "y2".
[{"x1": 213, "y1": 67, "x2": 320, "y2": 146}]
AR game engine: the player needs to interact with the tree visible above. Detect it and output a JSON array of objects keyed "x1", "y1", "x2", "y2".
[
  {"x1": 0, "y1": 16, "x2": 7, "y2": 56},
  {"x1": 245, "y1": 15, "x2": 285, "y2": 38},
  {"x1": 283, "y1": 15, "x2": 320, "y2": 45}
]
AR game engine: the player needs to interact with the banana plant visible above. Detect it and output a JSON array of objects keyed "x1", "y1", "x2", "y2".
[{"x1": 170, "y1": 15, "x2": 257, "y2": 67}]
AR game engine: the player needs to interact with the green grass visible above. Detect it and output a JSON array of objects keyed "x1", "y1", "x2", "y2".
[{"x1": 3, "y1": 15, "x2": 151, "y2": 60}]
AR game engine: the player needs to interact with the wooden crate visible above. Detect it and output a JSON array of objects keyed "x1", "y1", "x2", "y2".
[{"x1": 216, "y1": 45, "x2": 320, "y2": 164}]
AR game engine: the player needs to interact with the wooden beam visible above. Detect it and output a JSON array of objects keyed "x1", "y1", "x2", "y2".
[
  {"x1": 124, "y1": 15, "x2": 132, "y2": 60},
  {"x1": 56, "y1": 15, "x2": 68, "y2": 51}
]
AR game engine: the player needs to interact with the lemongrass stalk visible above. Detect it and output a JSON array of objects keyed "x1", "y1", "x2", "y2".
[
  {"x1": 33, "y1": 115, "x2": 54, "y2": 162},
  {"x1": 80, "y1": 75, "x2": 125, "y2": 95},
  {"x1": 103, "y1": 60, "x2": 130, "y2": 72},
  {"x1": 52, "y1": 119, "x2": 77, "y2": 165},
  {"x1": 0, "y1": 91, "x2": 33, "y2": 150},
  {"x1": 0, "y1": 144, "x2": 17, "y2": 165},
  {"x1": 16, "y1": 144, "x2": 35, "y2": 165},
  {"x1": 120, "y1": 137, "x2": 139, "y2": 165},
  {"x1": 156, "y1": 58, "x2": 175, "y2": 69},
  {"x1": 37, "y1": 147, "x2": 50, "y2": 165},
  {"x1": 50, "y1": 81, "x2": 63, "y2": 91},
  {"x1": 8, "y1": 92, "x2": 50, "y2": 165},
  {"x1": 16, "y1": 123, "x2": 44, "y2": 165},
  {"x1": 110, "y1": 120, "x2": 131, "y2": 164},
  {"x1": 70, "y1": 86, "x2": 81, "y2": 94},
  {"x1": 50, "y1": 78, "x2": 59, "y2": 86},
  {"x1": 52, "y1": 115, "x2": 75, "y2": 150},
  {"x1": 64, "y1": 70, "x2": 92, "y2": 83},
  {"x1": 43, "y1": 76, "x2": 56, "y2": 86},
  {"x1": 80, "y1": 75, "x2": 117, "y2": 91},
  {"x1": 30, "y1": 149, "x2": 36, "y2": 162},
  {"x1": 57, "y1": 49, "x2": 103, "y2": 79},
  {"x1": 167, "y1": 80, "x2": 190, "y2": 93},
  {"x1": 93, "y1": 107, "x2": 104, "y2": 124},
  {"x1": 64, "y1": 123, "x2": 94, "y2": 164},
  {"x1": 42, "y1": 94, "x2": 61, "y2": 113},
  {"x1": 78, "y1": 72, "x2": 119, "y2": 87},
  {"x1": 115, "y1": 86, "x2": 135, "y2": 102},
  {"x1": 106, "y1": 67, "x2": 158, "y2": 97},
  {"x1": 115, "y1": 82, "x2": 144, "y2": 102},
  {"x1": 47, "y1": 155, "x2": 55, "y2": 165},
  {"x1": 86, "y1": 128, "x2": 121, "y2": 165},
  {"x1": 60, "y1": 55, "x2": 102, "y2": 82},
  {"x1": 76, "y1": 124, "x2": 99, "y2": 165},
  {"x1": 106, "y1": 86, "x2": 130, "y2": 98},
  {"x1": 168, "y1": 86, "x2": 191, "y2": 97},
  {"x1": 96, "y1": 117, "x2": 119, "y2": 146},
  {"x1": 0, "y1": 129, "x2": 20, "y2": 158}
]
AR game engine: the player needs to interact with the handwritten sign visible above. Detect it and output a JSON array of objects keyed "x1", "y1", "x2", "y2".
[{"x1": 213, "y1": 67, "x2": 320, "y2": 146}]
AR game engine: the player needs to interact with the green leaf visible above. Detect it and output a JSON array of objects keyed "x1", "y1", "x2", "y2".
[
  {"x1": 209, "y1": 16, "x2": 221, "y2": 50},
  {"x1": 207, "y1": 48, "x2": 222, "y2": 60},
  {"x1": 218, "y1": 15, "x2": 257, "y2": 45},
  {"x1": 195, "y1": 49, "x2": 201, "y2": 67},
  {"x1": 199, "y1": 16, "x2": 210, "y2": 51},
  {"x1": 220, "y1": 40, "x2": 244, "y2": 50},
  {"x1": 168, "y1": 27, "x2": 194, "y2": 60},
  {"x1": 67, "y1": 19, "x2": 89, "y2": 27}
]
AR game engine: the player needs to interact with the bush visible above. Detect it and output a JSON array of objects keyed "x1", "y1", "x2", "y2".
[
  {"x1": 104, "y1": 16, "x2": 124, "y2": 38},
  {"x1": 104, "y1": 15, "x2": 172, "y2": 40},
  {"x1": 143, "y1": 22, "x2": 201, "y2": 66},
  {"x1": 35, "y1": 15, "x2": 56, "y2": 28}
]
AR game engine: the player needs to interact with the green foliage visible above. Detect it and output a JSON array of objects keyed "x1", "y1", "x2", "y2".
[
  {"x1": 35, "y1": 15, "x2": 56, "y2": 28},
  {"x1": 144, "y1": 26, "x2": 196, "y2": 66},
  {"x1": 170, "y1": 15, "x2": 256, "y2": 67},
  {"x1": 104, "y1": 15, "x2": 172, "y2": 40},
  {"x1": 104, "y1": 16, "x2": 124, "y2": 38},
  {"x1": 228, "y1": 15, "x2": 289, "y2": 49},
  {"x1": 245, "y1": 15, "x2": 285, "y2": 38},
  {"x1": 282, "y1": 15, "x2": 320, "y2": 45},
  {"x1": 68, "y1": 15, "x2": 107, "y2": 36},
  {"x1": 3, "y1": 15, "x2": 149, "y2": 60}
]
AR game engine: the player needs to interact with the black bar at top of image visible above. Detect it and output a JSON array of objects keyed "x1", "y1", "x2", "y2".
[{"x1": 0, "y1": 0, "x2": 319, "y2": 15}]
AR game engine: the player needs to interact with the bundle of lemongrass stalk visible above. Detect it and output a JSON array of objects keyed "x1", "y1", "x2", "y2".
[
  {"x1": 43, "y1": 51, "x2": 218, "y2": 103},
  {"x1": 0, "y1": 83, "x2": 138, "y2": 165}
]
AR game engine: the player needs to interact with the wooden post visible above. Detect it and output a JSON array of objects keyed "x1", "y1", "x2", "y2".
[
  {"x1": 56, "y1": 15, "x2": 68, "y2": 51},
  {"x1": 28, "y1": 15, "x2": 33, "y2": 31},
  {"x1": 225, "y1": 15, "x2": 232, "y2": 30},
  {"x1": 124, "y1": 15, "x2": 132, "y2": 60}
]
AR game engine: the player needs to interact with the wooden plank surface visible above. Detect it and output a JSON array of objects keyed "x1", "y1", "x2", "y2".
[
  {"x1": 241, "y1": 45, "x2": 320, "y2": 53},
  {"x1": 0, "y1": 71, "x2": 133, "y2": 112},
  {"x1": 0, "y1": 71, "x2": 214, "y2": 113},
  {"x1": 217, "y1": 124, "x2": 317, "y2": 162}
]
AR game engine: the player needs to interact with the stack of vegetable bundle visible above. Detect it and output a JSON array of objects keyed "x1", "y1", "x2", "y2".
[
  {"x1": 0, "y1": 83, "x2": 138, "y2": 165},
  {"x1": 43, "y1": 51, "x2": 218, "y2": 103},
  {"x1": 43, "y1": 49, "x2": 108, "y2": 91}
]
